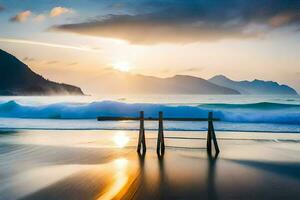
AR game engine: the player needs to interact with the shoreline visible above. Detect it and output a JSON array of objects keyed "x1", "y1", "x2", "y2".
[{"x1": 1, "y1": 127, "x2": 300, "y2": 134}]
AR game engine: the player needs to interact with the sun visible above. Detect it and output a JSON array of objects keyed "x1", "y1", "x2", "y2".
[{"x1": 112, "y1": 62, "x2": 131, "y2": 72}]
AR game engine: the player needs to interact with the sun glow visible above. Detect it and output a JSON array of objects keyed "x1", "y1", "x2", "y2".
[
  {"x1": 112, "y1": 62, "x2": 131, "y2": 72},
  {"x1": 113, "y1": 132, "x2": 130, "y2": 148}
]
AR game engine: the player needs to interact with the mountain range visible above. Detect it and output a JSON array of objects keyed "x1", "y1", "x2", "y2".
[
  {"x1": 94, "y1": 72, "x2": 240, "y2": 94},
  {"x1": 0, "y1": 49, "x2": 83, "y2": 95},
  {"x1": 209, "y1": 75, "x2": 297, "y2": 95},
  {"x1": 0, "y1": 49, "x2": 297, "y2": 95},
  {"x1": 92, "y1": 72, "x2": 297, "y2": 95}
]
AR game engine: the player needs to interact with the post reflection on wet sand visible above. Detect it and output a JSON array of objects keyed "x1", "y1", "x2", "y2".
[
  {"x1": 126, "y1": 151, "x2": 219, "y2": 200},
  {"x1": 207, "y1": 152, "x2": 219, "y2": 200},
  {"x1": 157, "y1": 152, "x2": 168, "y2": 200}
]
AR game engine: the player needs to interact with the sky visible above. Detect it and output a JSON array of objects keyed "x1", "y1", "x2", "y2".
[{"x1": 0, "y1": 0, "x2": 300, "y2": 94}]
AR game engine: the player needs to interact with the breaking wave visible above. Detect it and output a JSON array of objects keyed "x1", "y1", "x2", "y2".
[
  {"x1": 0, "y1": 100, "x2": 300, "y2": 124},
  {"x1": 199, "y1": 102, "x2": 300, "y2": 110}
]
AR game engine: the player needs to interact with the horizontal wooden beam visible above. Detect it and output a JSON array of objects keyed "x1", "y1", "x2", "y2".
[{"x1": 97, "y1": 116, "x2": 220, "y2": 122}]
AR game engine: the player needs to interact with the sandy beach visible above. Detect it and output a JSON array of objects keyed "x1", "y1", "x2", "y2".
[{"x1": 1, "y1": 130, "x2": 300, "y2": 200}]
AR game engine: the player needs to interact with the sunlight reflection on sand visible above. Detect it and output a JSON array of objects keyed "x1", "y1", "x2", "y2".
[{"x1": 97, "y1": 158, "x2": 129, "y2": 200}]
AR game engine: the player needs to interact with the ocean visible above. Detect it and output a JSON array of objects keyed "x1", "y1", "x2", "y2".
[{"x1": 0, "y1": 95, "x2": 299, "y2": 133}]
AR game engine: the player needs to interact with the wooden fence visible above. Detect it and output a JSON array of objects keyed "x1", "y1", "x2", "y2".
[{"x1": 97, "y1": 111, "x2": 220, "y2": 155}]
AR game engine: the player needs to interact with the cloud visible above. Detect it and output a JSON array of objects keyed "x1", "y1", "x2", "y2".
[
  {"x1": 23, "y1": 57, "x2": 36, "y2": 62},
  {"x1": 268, "y1": 12, "x2": 299, "y2": 27},
  {"x1": 10, "y1": 7, "x2": 72, "y2": 23},
  {"x1": 51, "y1": 0, "x2": 300, "y2": 44},
  {"x1": 10, "y1": 10, "x2": 32, "y2": 22},
  {"x1": 34, "y1": 14, "x2": 46, "y2": 22},
  {"x1": 182, "y1": 67, "x2": 203, "y2": 73},
  {"x1": 0, "y1": 38, "x2": 101, "y2": 52},
  {"x1": 50, "y1": 7, "x2": 71, "y2": 17},
  {"x1": 46, "y1": 60, "x2": 59, "y2": 65}
]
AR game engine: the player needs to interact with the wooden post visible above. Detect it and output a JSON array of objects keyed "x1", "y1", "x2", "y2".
[
  {"x1": 211, "y1": 116, "x2": 220, "y2": 154},
  {"x1": 137, "y1": 111, "x2": 146, "y2": 153},
  {"x1": 157, "y1": 111, "x2": 165, "y2": 155},
  {"x1": 207, "y1": 112, "x2": 212, "y2": 154},
  {"x1": 207, "y1": 112, "x2": 220, "y2": 155}
]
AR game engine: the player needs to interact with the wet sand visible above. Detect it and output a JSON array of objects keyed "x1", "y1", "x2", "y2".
[{"x1": 1, "y1": 130, "x2": 300, "y2": 200}]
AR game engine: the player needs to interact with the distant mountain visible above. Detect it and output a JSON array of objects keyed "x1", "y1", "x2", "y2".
[
  {"x1": 209, "y1": 75, "x2": 297, "y2": 95},
  {"x1": 94, "y1": 72, "x2": 240, "y2": 94},
  {"x1": 0, "y1": 49, "x2": 84, "y2": 95}
]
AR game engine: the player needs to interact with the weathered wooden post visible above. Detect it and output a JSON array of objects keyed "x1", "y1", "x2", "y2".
[
  {"x1": 207, "y1": 112, "x2": 212, "y2": 153},
  {"x1": 157, "y1": 111, "x2": 165, "y2": 155},
  {"x1": 211, "y1": 112, "x2": 220, "y2": 154},
  {"x1": 137, "y1": 111, "x2": 146, "y2": 153},
  {"x1": 207, "y1": 112, "x2": 220, "y2": 154}
]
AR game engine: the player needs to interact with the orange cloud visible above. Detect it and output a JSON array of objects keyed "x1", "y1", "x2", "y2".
[
  {"x1": 50, "y1": 7, "x2": 71, "y2": 17},
  {"x1": 10, "y1": 10, "x2": 32, "y2": 22},
  {"x1": 34, "y1": 14, "x2": 46, "y2": 22},
  {"x1": 269, "y1": 12, "x2": 299, "y2": 27}
]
